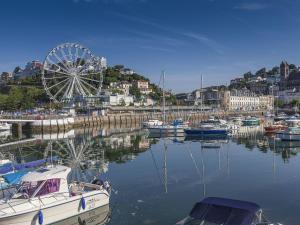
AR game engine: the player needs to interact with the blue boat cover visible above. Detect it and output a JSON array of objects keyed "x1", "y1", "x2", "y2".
[
  {"x1": 0, "y1": 157, "x2": 59, "y2": 175},
  {"x1": 3, "y1": 170, "x2": 29, "y2": 185},
  {"x1": 188, "y1": 197, "x2": 261, "y2": 225}
]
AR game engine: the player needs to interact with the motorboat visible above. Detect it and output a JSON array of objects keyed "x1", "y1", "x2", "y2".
[
  {"x1": 242, "y1": 117, "x2": 260, "y2": 126},
  {"x1": 0, "y1": 165, "x2": 111, "y2": 225},
  {"x1": 171, "y1": 118, "x2": 189, "y2": 128},
  {"x1": 264, "y1": 122, "x2": 287, "y2": 133},
  {"x1": 274, "y1": 112, "x2": 289, "y2": 122},
  {"x1": 148, "y1": 124, "x2": 185, "y2": 136},
  {"x1": 230, "y1": 116, "x2": 244, "y2": 125},
  {"x1": 0, "y1": 123, "x2": 11, "y2": 131},
  {"x1": 142, "y1": 119, "x2": 163, "y2": 128},
  {"x1": 175, "y1": 197, "x2": 283, "y2": 225},
  {"x1": 276, "y1": 126, "x2": 300, "y2": 141}
]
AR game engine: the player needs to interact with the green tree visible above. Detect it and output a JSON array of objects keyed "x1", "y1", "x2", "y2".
[
  {"x1": 290, "y1": 99, "x2": 299, "y2": 107},
  {"x1": 129, "y1": 85, "x2": 142, "y2": 101}
]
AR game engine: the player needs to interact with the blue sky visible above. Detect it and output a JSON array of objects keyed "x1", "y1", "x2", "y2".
[{"x1": 1, "y1": 0, "x2": 300, "y2": 92}]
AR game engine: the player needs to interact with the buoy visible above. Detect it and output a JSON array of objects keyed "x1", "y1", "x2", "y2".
[
  {"x1": 81, "y1": 197, "x2": 86, "y2": 210},
  {"x1": 38, "y1": 210, "x2": 43, "y2": 225}
]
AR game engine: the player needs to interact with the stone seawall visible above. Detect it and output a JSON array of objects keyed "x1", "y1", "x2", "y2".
[{"x1": 30, "y1": 111, "x2": 264, "y2": 134}]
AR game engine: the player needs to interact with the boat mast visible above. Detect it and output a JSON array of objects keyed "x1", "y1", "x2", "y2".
[
  {"x1": 200, "y1": 74, "x2": 203, "y2": 113},
  {"x1": 162, "y1": 70, "x2": 166, "y2": 124}
]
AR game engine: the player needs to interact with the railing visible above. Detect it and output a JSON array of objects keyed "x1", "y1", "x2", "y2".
[{"x1": 0, "y1": 182, "x2": 109, "y2": 215}]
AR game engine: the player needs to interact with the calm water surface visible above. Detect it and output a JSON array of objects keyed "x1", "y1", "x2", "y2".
[{"x1": 1, "y1": 125, "x2": 300, "y2": 225}]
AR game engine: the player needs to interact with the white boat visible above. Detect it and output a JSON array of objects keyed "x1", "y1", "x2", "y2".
[
  {"x1": 276, "y1": 127, "x2": 300, "y2": 141},
  {"x1": 0, "y1": 123, "x2": 11, "y2": 131},
  {"x1": 0, "y1": 165, "x2": 110, "y2": 225},
  {"x1": 142, "y1": 119, "x2": 163, "y2": 128}
]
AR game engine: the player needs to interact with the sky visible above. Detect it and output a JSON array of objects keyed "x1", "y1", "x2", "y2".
[{"x1": 1, "y1": 0, "x2": 300, "y2": 92}]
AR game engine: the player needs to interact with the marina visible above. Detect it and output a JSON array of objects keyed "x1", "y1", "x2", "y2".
[{"x1": 0, "y1": 118, "x2": 298, "y2": 224}]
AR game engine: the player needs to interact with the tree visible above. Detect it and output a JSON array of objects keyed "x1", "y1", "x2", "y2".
[
  {"x1": 129, "y1": 85, "x2": 142, "y2": 101},
  {"x1": 274, "y1": 99, "x2": 284, "y2": 108},
  {"x1": 290, "y1": 99, "x2": 299, "y2": 107},
  {"x1": 120, "y1": 99, "x2": 126, "y2": 106}
]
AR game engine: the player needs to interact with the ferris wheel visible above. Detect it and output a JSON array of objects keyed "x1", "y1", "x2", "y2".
[{"x1": 42, "y1": 43, "x2": 104, "y2": 103}]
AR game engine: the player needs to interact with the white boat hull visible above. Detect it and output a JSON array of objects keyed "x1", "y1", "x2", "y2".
[
  {"x1": 277, "y1": 132, "x2": 300, "y2": 141},
  {"x1": 0, "y1": 191, "x2": 109, "y2": 225},
  {"x1": 148, "y1": 127, "x2": 185, "y2": 135}
]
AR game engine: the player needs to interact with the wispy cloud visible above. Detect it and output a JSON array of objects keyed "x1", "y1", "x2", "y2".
[
  {"x1": 111, "y1": 12, "x2": 226, "y2": 54},
  {"x1": 234, "y1": 2, "x2": 267, "y2": 11},
  {"x1": 183, "y1": 33, "x2": 225, "y2": 54},
  {"x1": 139, "y1": 45, "x2": 175, "y2": 52}
]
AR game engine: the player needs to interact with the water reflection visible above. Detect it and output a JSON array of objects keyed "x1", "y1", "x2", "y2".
[
  {"x1": 53, "y1": 204, "x2": 110, "y2": 225},
  {"x1": 0, "y1": 125, "x2": 300, "y2": 224}
]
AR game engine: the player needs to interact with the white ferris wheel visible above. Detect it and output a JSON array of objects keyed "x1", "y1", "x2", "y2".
[{"x1": 42, "y1": 43, "x2": 104, "y2": 103}]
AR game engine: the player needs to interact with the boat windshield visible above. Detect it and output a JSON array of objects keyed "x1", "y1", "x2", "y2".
[
  {"x1": 17, "y1": 181, "x2": 43, "y2": 198},
  {"x1": 17, "y1": 179, "x2": 60, "y2": 198}
]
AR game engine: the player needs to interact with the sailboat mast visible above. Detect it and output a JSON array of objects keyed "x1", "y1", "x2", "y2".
[
  {"x1": 200, "y1": 74, "x2": 203, "y2": 112},
  {"x1": 162, "y1": 70, "x2": 166, "y2": 124}
]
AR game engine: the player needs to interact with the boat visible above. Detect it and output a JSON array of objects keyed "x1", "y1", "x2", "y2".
[
  {"x1": 0, "y1": 123, "x2": 11, "y2": 131},
  {"x1": 175, "y1": 197, "x2": 283, "y2": 225},
  {"x1": 53, "y1": 204, "x2": 110, "y2": 225},
  {"x1": 274, "y1": 112, "x2": 289, "y2": 122},
  {"x1": 230, "y1": 116, "x2": 244, "y2": 124},
  {"x1": 276, "y1": 126, "x2": 300, "y2": 141},
  {"x1": 264, "y1": 122, "x2": 287, "y2": 133},
  {"x1": 242, "y1": 117, "x2": 260, "y2": 126},
  {"x1": 184, "y1": 124, "x2": 228, "y2": 136},
  {"x1": 142, "y1": 119, "x2": 163, "y2": 128},
  {"x1": 0, "y1": 165, "x2": 111, "y2": 225}
]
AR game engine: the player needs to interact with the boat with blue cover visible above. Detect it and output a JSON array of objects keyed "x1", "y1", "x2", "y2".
[
  {"x1": 184, "y1": 124, "x2": 228, "y2": 136},
  {"x1": 242, "y1": 117, "x2": 260, "y2": 126},
  {"x1": 175, "y1": 197, "x2": 283, "y2": 225}
]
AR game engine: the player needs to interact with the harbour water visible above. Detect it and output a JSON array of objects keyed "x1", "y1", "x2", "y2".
[{"x1": 1, "y1": 125, "x2": 300, "y2": 224}]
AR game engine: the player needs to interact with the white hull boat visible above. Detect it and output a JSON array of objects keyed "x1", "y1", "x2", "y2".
[
  {"x1": 0, "y1": 123, "x2": 11, "y2": 132},
  {"x1": 148, "y1": 125, "x2": 185, "y2": 135},
  {"x1": 0, "y1": 165, "x2": 110, "y2": 225},
  {"x1": 142, "y1": 119, "x2": 163, "y2": 128},
  {"x1": 276, "y1": 127, "x2": 300, "y2": 141}
]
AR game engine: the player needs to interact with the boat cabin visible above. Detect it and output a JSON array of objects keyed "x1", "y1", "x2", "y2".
[{"x1": 13, "y1": 165, "x2": 71, "y2": 199}]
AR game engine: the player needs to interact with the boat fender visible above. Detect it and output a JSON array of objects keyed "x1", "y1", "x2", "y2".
[
  {"x1": 38, "y1": 210, "x2": 43, "y2": 225},
  {"x1": 81, "y1": 197, "x2": 86, "y2": 210}
]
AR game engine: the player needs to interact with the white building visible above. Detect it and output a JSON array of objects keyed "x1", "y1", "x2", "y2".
[
  {"x1": 222, "y1": 89, "x2": 273, "y2": 111},
  {"x1": 136, "y1": 80, "x2": 152, "y2": 94},
  {"x1": 102, "y1": 94, "x2": 133, "y2": 106}
]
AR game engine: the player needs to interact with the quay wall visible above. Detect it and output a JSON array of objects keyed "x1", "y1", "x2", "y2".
[{"x1": 27, "y1": 110, "x2": 264, "y2": 133}]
